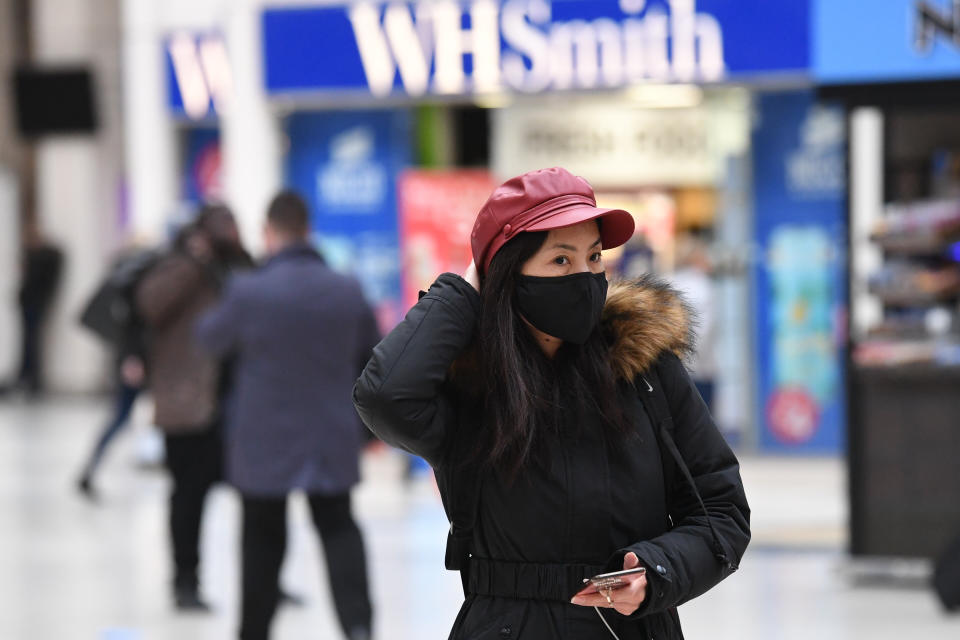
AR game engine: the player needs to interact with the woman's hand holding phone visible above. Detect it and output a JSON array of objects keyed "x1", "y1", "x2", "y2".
[{"x1": 570, "y1": 552, "x2": 648, "y2": 616}]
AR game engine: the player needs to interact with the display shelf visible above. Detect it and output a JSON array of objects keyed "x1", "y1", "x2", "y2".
[
  {"x1": 849, "y1": 363, "x2": 960, "y2": 558},
  {"x1": 870, "y1": 232, "x2": 960, "y2": 256},
  {"x1": 875, "y1": 199, "x2": 960, "y2": 235},
  {"x1": 870, "y1": 288, "x2": 960, "y2": 307},
  {"x1": 867, "y1": 200, "x2": 960, "y2": 315},
  {"x1": 860, "y1": 196, "x2": 960, "y2": 360},
  {"x1": 867, "y1": 324, "x2": 933, "y2": 340},
  {"x1": 853, "y1": 338, "x2": 960, "y2": 367}
]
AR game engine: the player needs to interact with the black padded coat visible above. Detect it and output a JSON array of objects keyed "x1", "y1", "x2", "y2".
[{"x1": 354, "y1": 273, "x2": 750, "y2": 639}]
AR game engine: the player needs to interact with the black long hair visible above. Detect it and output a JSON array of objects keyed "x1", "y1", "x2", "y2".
[
  {"x1": 475, "y1": 230, "x2": 633, "y2": 479},
  {"x1": 174, "y1": 203, "x2": 252, "y2": 270}
]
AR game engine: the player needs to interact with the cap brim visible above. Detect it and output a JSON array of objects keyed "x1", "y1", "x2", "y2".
[{"x1": 525, "y1": 206, "x2": 636, "y2": 250}]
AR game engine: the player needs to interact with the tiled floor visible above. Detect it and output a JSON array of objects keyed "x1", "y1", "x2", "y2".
[{"x1": 0, "y1": 396, "x2": 957, "y2": 639}]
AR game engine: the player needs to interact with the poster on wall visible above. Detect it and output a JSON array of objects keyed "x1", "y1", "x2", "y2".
[
  {"x1": 752, "y1": 90, "x2": 847, "y2": 454},
  {"x1": 285, "y1": 111, "x2": 411, "y2": 331},
  {"x1": 398, "y1": 170, "x2": 497, "y2": 311},
  {"x1": 182, "y1": 127, "x2": 222, "y2": 204}
]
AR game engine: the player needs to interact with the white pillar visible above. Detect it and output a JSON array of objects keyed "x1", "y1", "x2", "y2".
[
  {"x1": 849, "y1": 108, "x2": 884, "y2": 341},
  {"x1": 31, "y1": 0, "x2": 123, "y2": 391},
  {"x1": 0, "y1": 171, "x2": 18, "y2": 379},
  {"x1": 0, "y1": 0, "x2": 21, "y2": 380},
  {"x1": 221, "y1": 0, "x2": 281, "y2": 257},
  {"x1": 123, "y1": 0, "x2": 177, "y2": 242}
]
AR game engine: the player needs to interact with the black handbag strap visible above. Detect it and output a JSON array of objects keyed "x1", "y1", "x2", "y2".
[{"x1": 637, "y1": 366, "x2": 737, "y2": 572}]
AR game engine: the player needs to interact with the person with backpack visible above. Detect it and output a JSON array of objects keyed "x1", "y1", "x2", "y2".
[
  {"x1": 75, "y1": 246, "x2": 160, "y2": 499},
  {"x1": 136, "y1": 204, "x2": 252, "y2": 611},
  {"x1": 354, "y1": 168, "x2": 750, "y2": 640}
]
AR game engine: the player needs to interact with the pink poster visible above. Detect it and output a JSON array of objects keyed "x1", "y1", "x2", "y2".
[{"x1": 399, "y1": 170, "x2": 497, "y2": 311}]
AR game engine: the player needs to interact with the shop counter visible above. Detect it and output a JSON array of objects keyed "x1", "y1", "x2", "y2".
[{"x1": 849, "y1": 363, "x2": 960, "y2": 558}]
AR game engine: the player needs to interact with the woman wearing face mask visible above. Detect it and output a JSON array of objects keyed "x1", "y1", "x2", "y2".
[{"x1": 354, "y1": 168, "x2": 749, "y2": 639}]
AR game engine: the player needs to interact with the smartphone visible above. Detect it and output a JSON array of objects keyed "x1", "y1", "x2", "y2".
[{"x1": 577, "y1": 567, "x2": 647, "y2": 595}]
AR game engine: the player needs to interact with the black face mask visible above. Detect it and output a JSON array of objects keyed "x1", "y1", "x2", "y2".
[{"x1": 515, "y1": 271, "x2": 608, "y2": 345}]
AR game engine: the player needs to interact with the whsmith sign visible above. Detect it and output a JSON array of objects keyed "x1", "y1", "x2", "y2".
[{"x1": 263, "y1": 0, "x2": 808, "y2": 97}]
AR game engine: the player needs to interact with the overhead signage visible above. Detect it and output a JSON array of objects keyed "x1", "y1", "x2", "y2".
[
  {"x1": 815, "y1": 0, "x2": 960, "y2": 83},
  {"x1": 491, "y1": 96, "x2": 749, "y2": 187},
  {"x1": 263, "y1": 0, "x2": 809, "y2": 98},
  {"x1": 166, "y1": 31, "x2": 233, "y2": 120}
]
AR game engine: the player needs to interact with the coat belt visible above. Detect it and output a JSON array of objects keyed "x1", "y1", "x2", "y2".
[{"x1": 466, "y1": 557, "x2": 606, "y2": 602}]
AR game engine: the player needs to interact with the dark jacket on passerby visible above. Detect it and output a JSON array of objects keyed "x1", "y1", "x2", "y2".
[
  {"x1": 136, "y1": 250, "x2": 224, "y2": 431},
  {"x1": 195, "y1": 243, "x2": 381, "y2": 496},
  {"x1": 354, "y1": 274, "x2": 750, "y2": 640},
  {"x1": 19, "y1": 244, "x2": 63, "y2": 312}
]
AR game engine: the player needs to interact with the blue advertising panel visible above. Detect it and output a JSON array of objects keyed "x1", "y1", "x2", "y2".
[
  {"x1": 181, "y1": 127, "x2": 222, "y2": 204},
  {"x1": 752, "y1": 90, "x2": 847, "y2": 454},
  {"x1": 285, "y1": 110, "x2": 411, "y2": 331},
  {"x1": 263, "y1": 0, "x2": 809, "y2": 97},
  {"x1": 815, "y1": 0, "x2": 960, "y2": 83}
]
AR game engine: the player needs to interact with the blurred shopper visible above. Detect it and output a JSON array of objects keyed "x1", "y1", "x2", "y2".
[
  {"x1": 354, "y1": 168, "x2": 749, "y2": 640},
  {"x1": 4, "y1": 224, "x2": 63, "y2": 397},
  {"x1": 669, "y1": 234, "x2": 718, "y2": 410},
  {"x1": 75, "y1": 247, "x2": 160, "y2": 499},
  {"x1": 618, "y1": 233, "x2": 656, "y2": 280},
  {"x1": 136, "y1": 204, "x2": 251, "y2": 611},
  {"x1": 196, "y1": 191, "x2": 378, "y2": 640},
  {"x1": 935, "y1": 531, "x2": 960, "y2": 612}
]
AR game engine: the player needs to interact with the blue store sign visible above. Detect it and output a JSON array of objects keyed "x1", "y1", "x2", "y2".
[
  {"x1": 815, "y1": 0, "x2": 960, "y2": 83},
  {"x1": 285, "y1": 110, "x2": 411, "y2": 331},
  {"x1": 263, "y1": 0, "x2": 809, "y2": 97},
  {"x1": 752, "y1": 90, "x2": 847, "y2": 455}
]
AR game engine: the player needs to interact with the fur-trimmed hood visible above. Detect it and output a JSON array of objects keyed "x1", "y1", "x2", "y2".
[
  {"x1": 450, "y1": 274, "x2": 696, "y2": 385},
  {"x1": 603, "y1": 274, "x2": 696, "y2": 381}
]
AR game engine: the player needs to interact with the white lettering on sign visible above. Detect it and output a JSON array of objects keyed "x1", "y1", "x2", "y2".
[
  {"x1": 492, "y1": 100, "x2": 737, "y2": 187},
  {"x1": 168, "y1": 32, "x2": 233, "y2": 119},
  {"x1": 347, "y1": 0, "x2": 726, "y2": 97},
  {"x1": 914, "y1": 0, "x2": 960, "y2": 52},
  {"x1": 785, "y1": 107, "x2": 845, "y2": 198},
  {"x1": 317, "y1": 127, "x2": 388, "y2": 212},
  {"x1": 349, "y1": 3, "x2": 432, "y2": 96},
  {"x1": 434, "y1": 0, "x2": 501, "y2": 94}
]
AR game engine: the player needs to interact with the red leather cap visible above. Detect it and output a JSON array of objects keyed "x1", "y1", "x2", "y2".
[{"x1": 471, "y1": 167, "x2": 636, "y2": 274}]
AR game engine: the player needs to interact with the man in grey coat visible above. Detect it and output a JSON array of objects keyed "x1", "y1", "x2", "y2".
[{"x1": 196, "y1": 191, "x2": 379, "y2": 640}]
